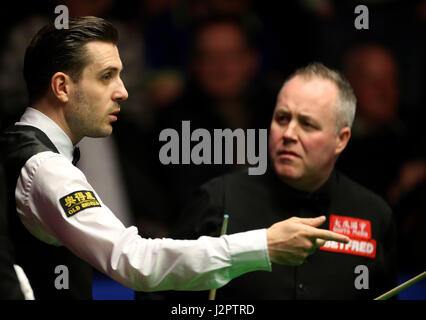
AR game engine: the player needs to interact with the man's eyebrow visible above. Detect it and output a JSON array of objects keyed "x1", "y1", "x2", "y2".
[
  {"x1": 274, "y1": 106, "x2": 289, "y2": 113},
  {"x1": 298, "y1": 113, "x2": 320, "y2": 125},
  {"x1": 299, "y1": 113, "x2": 314, "y2": 120},
  {"x1": 98, "y1": 66, "x2": 122, "y2": 74},
  {"x1": 275, "y1": 109, "x2": 317, "y2": 122}
]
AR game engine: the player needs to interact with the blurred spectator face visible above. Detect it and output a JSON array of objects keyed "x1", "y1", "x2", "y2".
[
  {"x1": 193, "y1": 22, "x2": 258, "y2": 100},
  {"x1": 345, "y1": 46, "x2": 399, "y2": 126},
  {"x1": 269, "y1": 76, "x2": 350, "y2": 192}
]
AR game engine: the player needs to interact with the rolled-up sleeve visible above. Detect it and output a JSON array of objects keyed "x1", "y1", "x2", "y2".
[{"x1": 15, "y1": 151, "x2": 271, "y2": 291}]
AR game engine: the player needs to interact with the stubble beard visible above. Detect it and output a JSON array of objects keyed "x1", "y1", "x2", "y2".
[{"x1": 72, "y1": 88, "x2": 113, "y2": 139}]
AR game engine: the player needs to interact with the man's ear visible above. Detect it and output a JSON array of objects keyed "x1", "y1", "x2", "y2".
[
  {"x1": 50, "y1": 72, "x2": 71, "y2": 103},
  {"x1": 335, "y1": 126, "x2": 351, "y2": 156}
]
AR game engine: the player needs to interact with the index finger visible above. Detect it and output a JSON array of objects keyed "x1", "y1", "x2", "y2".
[{"x1": 307, "y1": 227, "x2": 350, "y2": 244}]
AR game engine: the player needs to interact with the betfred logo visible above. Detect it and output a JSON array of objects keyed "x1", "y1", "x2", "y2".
[
  {"x1": 320, "y1": 238, "x2": 376, "y2": 259},
  {"x1": 329, "y1": 215, "x2": 371, "y2": 240}
]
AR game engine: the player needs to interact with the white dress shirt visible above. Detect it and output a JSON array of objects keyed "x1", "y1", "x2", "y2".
[{"x1": 13, "y1": 107, "x2": 271, "y2": 291}]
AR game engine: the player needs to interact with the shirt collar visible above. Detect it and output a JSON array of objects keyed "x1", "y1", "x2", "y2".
[
  {"x1": 15, "y1": 107, "x2": 75, "y2": 162},
  {"x1": 266, "y1": 166, "x2": 335, "y2": 211}
]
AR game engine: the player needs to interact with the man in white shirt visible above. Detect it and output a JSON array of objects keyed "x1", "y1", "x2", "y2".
[{"x1": 0, "y1": 16, "x2": 349, "y2": 299}]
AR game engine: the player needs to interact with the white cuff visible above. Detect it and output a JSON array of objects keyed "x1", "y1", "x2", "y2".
[{"x1": 223, "y1": 229, "x2": 272, "y2": 276}]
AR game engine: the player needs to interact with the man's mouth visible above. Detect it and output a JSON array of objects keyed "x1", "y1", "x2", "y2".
[
  {"x1": 277, "y1": 149, "x2": 300, "y2": 158},
  {"x1": 108, "y1": 109, "x2": 120, "y2": 121}
]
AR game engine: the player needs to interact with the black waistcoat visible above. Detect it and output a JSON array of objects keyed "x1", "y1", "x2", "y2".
[{"x1": 0, "y1": 125, "x2": 92, "y2": 299}]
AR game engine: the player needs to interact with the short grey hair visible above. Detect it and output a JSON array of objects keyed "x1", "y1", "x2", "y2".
[{"x1": 282, "y1": 62, "x2": 357, "y2": 134}]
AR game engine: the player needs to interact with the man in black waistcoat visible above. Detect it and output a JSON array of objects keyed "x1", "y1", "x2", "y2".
[
  {"x1": 154, "y1": 63, "x2": 397, "y2": 300},
  {"x1": 0, "y1": 161, "x2": 25, "y2": 299},
  {"x1": 0, "y1": 17, "x2": 350, "y2": 299}
]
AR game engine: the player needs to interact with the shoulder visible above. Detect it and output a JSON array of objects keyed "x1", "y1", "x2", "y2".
[
  {"x1": 1, "y1": 125, "x2": 57, "y2": 152},
  {"x1": 23, "y1": 151, "x2": 72, "y2": 172},
  {"x1": 1, "y1": 125, "x2": 59, "y2": 174},
  {"x1": 194, "y1": 169, "x2": 273, "y2": 215},
  {"x1": 185, "y1": 168, "x2": 259, "y2": 209},
  {"x1": 335, "y1": 170, "x2": 393, "y2": 220},
  {"x1": 18, "y1": 152, "x2": 86, "y2": 202},
  {"x1": 25, "y1": 151, "x2": 85, "y2": 184},
  {"x1": 201, "y1": 168, "x2": 264, "y2": 194}
]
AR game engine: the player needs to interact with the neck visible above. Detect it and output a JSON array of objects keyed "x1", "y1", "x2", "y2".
[
  {"x1": 32, "y1": 98, "x2": 80, "y2": 146},
  {"x1": 280, "y1": 168, "x2": 334, "y2": 193}
]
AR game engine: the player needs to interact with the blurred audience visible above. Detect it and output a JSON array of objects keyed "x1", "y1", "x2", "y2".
[
  {"x1": 337, "y1": 42, "x2": 426, "y2": 272},
  {"x1": 151, "y1": 16, "x2": 275, "y2": 215},
  {"x1": 338, "y1": 43, "x2": 412, "y2": 197},
  {"x1": 112, "y1": 2, "x2": 284, "y2": 239}
]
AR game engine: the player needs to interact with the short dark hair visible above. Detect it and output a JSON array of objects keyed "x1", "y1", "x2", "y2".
[{"x1": 24, "y1": 16, "x2": 119, "y2": 104}]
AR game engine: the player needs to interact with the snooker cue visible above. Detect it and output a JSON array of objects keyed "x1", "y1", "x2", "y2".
[
  {"x1": 374, "y1": 271, "x2": 426, "y2": 300},
  {"x1": 208, "y1": 214, "x2": 229, "y2": 301}
]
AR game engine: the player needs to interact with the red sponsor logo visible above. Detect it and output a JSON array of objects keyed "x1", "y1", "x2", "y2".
[
  {"x1": 320, "y1": 238, "x2": 376, "y2": 259},
  {"x1": 329, "y1": 215, "x2": 371, "y2": 240},
  {"x1": 319, "y1": 215, "x2": 376, "y2": 259}
]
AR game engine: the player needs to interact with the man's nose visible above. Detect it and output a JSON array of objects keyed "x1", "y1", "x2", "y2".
[
  {"x1": 282, "y1": 122, "x2": 297, "y2": 142},
  {"x1": 113, "y1": 78, "x2": 128, "y2": 101}
]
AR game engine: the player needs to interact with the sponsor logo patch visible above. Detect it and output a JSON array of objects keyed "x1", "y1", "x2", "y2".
[
  {"x1": 59, "y1": 190, "x2": 101, "y2": 217},
  {"x1": 329, "y1": 214, "x2": 371, "y2": 240},
  {"x1": 319, "y1": 215, "x2": 376, "y2": 259},
  {"x1": 320, "y1": 238, "x2": 376, "y2": 259}
]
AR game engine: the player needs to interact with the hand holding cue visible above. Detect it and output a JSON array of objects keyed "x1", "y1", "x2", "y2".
[
  {"x1": 374, "y1": 271, "x2": 426, "y2": 300},
  {"x1": 208, "y1": 214, "x2": 229, "y2": 301}
]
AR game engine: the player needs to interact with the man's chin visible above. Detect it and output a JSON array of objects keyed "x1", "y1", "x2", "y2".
[
  {"x1": 87, "y1": 127, "x2": 113, "y2": 138},
  {"x1": 273, "y1": 163, "x2": 302, "y2": 181}
]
